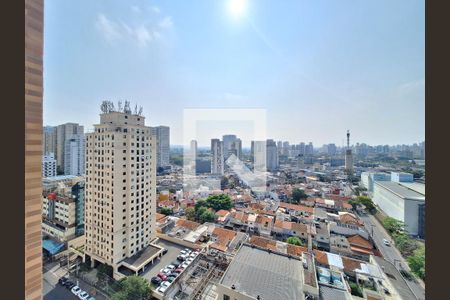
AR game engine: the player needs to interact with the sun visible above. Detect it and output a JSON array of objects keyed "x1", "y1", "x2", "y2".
[{"x1": 228, "y1": 0, "x2": 247, "y2": 18}]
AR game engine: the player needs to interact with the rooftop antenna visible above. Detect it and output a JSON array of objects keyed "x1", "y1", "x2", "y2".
[{"x1": 347, "y1": 130, "x2": 350, "y2": 149}]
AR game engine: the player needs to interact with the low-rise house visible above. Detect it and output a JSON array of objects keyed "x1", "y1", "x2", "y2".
[
  {"x1": 338, "y1": 212, "x2": 364, "y2": 227},
  {"x1": 329, "y1": 235, "x2": 353, "y2": 257},
  {"x1": 279, "y1": 202, "x2": 314, "y2": 217},
  {"x1": 314, "y1": 222, "x2": 330, "y2": 251},
  {"x1": 347, "y1": 235, "x2": 374, "y2": 261},
  {"x1": 215, "y1": 209, "x2": 231, "y2": 224},
  {"x1": 209, "y1": 227, "x2": 237, "y2": 252},
  {"x1": 255, "y1": 214, "x2": 274, "y2": 237}
]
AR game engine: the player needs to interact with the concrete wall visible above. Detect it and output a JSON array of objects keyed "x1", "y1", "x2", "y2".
[
  {"x1": 156, "y1": 233, "x2": 203, "y2": 250},
  {"x1": 216, "y1": 283, "x2": 257, "y2": 300}
]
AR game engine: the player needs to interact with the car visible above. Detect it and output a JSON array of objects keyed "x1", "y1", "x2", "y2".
[
  {"x1": 71, "y1": 286, "x2": 81, "y2": 296},
  {"x1": 171, "y1": 261, "x2": 180, "y2": 268},
  {"x1": 65, "y1": 281, "x2": 75, "y2": 289},
  {"x1": 87, "y1": 297, "x2": 96, "y2": 300},
  {"x1": 157, "y1": 272, "x2": 167, "y2": 280},
  {"x1": 78, "y1": 291, "x2": 90, "y2": 300},
  {"x1": 175, "y1": 268, "x2": 184, "y2": 273},
  {"x1": 151, "y1": 276, "x2": 162, "y2": 285},
  {"x1": 160, "y1": 281, "x2": 171, "y2": 288},
  {"x1": 161, "y1": 268, "x2": 172, "y2": 274},
  {"x1": 170, "y1": 270, "x2": 180, "y2": 276},
  {"x1": 181, "y1": 262, "x2": 189, "y2": 268},
  {"x1": 177, "y1": 254, "x2": 187, "y2": 261},
  {"x1": 162, "y1": 248, "x2": 168, "y2": 255},
  {"x1": 157, "y1": 285, "x2": 169, "y2": 294},
  {"x1": 166, "y1": 264, "x2": 176, "y2": 270},
  {"x1": 180, "y1": 249, "x2": 191, "y2": 255},
  {"x1": 166, "y1": 276, "x2": 176, "y2": 283},
  {"x1": 58, "y1": 277, "x2": 68, "y2": 285},
  {"x1": 383, "y1": 239, "x2": 391, "y2": 246},
  {"x1": 189, "y1": 252, "x2": 197, "y2": 258},
  {"x1": 186, "y1": 257, "x2": 194, "y2": 263}
]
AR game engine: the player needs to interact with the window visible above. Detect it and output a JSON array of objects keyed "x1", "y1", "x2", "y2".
[{"x1": 223, "y1": 295, "x2": 230, "y2": 300}]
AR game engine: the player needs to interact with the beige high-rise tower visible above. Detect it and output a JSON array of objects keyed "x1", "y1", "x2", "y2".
[{"x1": 84, "y1": 104, "x2": 157, "y2": 278}]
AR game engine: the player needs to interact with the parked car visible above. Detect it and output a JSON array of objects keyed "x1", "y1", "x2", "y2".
[
  {"x1": 175, "y1": 268, "x2": 184, "y2": 273},
  {"x1": 78, "y1": 291, "x2": 90, "y2": 300},
  {"x1": 151, "y1": 276, "x2": 162, "y2": 285},
  {"x1": 162, "y1": 248, "x2": 168, "y2": 255},
  {"x1": 383, "y1": 239, "x2": 391, "y2": 246},
  {"x1": 180, "y1": 249, "x2": 191, "y2": 255},
  {"x1": 166, "y1": 264, "x2": 176, "y2": 270},
  {"x1": 166, "y1": 276, "x2": 176, "y2": 283},
  {"x1": 58, "y1": 277, "x2": 68, "y2": 285},
  {"x1": 71, "y1": 286, "x2": 81, "y2": 296},
  {"x1": 87, "y1": 297, "x2": 96, "y2": 300},
  {"x1": 177, "y1": 254, "x2": 186, "y2": 261},
  {"x1": 157, "y1": 272, "x2": 167, "y2": 280},
  {"x1": 186, "y1": 257, "x2": 194, "y2": 264},
  {"x1": 65, "y1": 281, "x2": 75, "y2": 289},
  {"x1": 157, "y1": 281, "x2": 171, "y2": 294},
  {"x1": 171, "y1": 261, "x2": 180, "y2": 268},
  {"x1": 160, "y1": 268, "x2": 172, "y2": 275},
  {"x1": 181, "y1": 262, "x2": 189, "y2": 269}
]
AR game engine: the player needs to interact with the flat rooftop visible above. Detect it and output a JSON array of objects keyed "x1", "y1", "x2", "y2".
[
  {"x1": 375, "y1": 181, "x2": 425, "y2": 201},
  {"x1": 122, "y1": 244, "x2": 161, "y2": 269},
  {"x1": 221, "y1": 244, "x2": 303, "y2": 300}
]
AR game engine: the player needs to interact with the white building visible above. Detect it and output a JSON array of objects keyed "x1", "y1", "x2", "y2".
[
  {"x1": 266, "y1": 139, "x2": 279, "y2": 171},
  {"x1": 85, "y1": 107, "x2": 158, "y2": 278},
  {"x1": 360, "y1": 172, "x2": 391, "y2": 192},
  {"x1": 64, "y1": 134, "x2": 85, "y2": 176},
  {"x1": 211, "y1": 138, "x2": 224, "y2": 175},
  {"x1": 42, "y1": 154, "x2": 57, "y2": 178},
  {"x1": 222, "y1": 134, "x2": 237, "y2": 160},
  {"x1": 151, "y1": 125, "x2": 170, "y2": 168},
  {"x1": 373, "y1": 181, "x2": 425, "y2": 237},
  {"x1": 56, "y1": 123, "x2": 84, "y2": 172},
  {"x1": 251, "y1": 140, "x2": 267, "y2": 171}
]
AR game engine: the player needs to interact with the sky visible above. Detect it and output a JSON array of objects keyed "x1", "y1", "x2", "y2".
[{"x1": 43, "y1": 0, "x2": 425, "y2": 147}]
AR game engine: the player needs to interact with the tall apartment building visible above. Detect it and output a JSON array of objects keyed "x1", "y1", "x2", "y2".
[
  {"x1": 64, "y1": 133, "x2": 85, "y2": 176},
  {"x1": 222, "y1": 134, "x2": 237, "y2": 160},
  {"x1": 190, "y1": 139, "x2": 198, "y2": 161},
  {"x1": 231, "y1": 138, "x2": 242, "y2": 160},
  {"x1": 56, "y1": 123, "x2": 84, "y2": 173},
  {"x1": 42, "y1": 154, "x2": 57, "y2": 178},
  {"x1": 251, "y1": 140, "x2": 267, "y2": 171},
  {"x1": 85, "y1": 109, "x2": 157, "y2": 278},
  {"x1": 266, "y1": 139, "x2": 279, "y2": 172},
  {"x1": 43, "y1": 126, "x2": 57, "y2": 156},
  {"x1": 151, "y1": 126, "x2": 170, "y2": 168},
  {"x1": 211, "y1": 139, "x2": 224, "y2": 175}
]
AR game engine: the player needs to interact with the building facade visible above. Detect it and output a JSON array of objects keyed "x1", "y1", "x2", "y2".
[
  {"x1": 222, "y1": 134, "x2": 237, "y2": 160},
  {"x1": 43, "y1": 126, "x2": 57, "y2": 156},
  {"x1": 266, "y1": 139, "x2": 279, "y2": 171},
  {"x1": 211, "y1": 138, "x2": 224, "y2": 175},
  {"x1": 42, "y1": 154, "x2": 57, "y2": 178},
  {"x1": 64, "y1": 133, "x2": 85, "y2": 176},
  {"x1": 151, "y1": 125, "x2": 170, "y2": 168},
  {"x1": 84, "y1": 110, "x2": 157, "y2": 278},
  {"x1": 56, "y1": 123, "x2": 84, "y2": 173}
]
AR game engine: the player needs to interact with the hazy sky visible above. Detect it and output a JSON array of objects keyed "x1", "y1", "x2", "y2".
[{"x1": 44, "y1": 0, "x2": 424, "y2": 147}]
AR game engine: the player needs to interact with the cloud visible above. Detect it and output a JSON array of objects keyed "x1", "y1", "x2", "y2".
[
  {"x1": 95, "y1": 7, "x2": 173, "y2": 47},
  {"x1": 158, "y1": 16, "x2": 173, "y2": 29},
  {"x1": 95, "y1": 14, "x2": 122, "y2": 41},
  {"x1": 150, "y1": 6, "x2": 161, "y2": 14}
]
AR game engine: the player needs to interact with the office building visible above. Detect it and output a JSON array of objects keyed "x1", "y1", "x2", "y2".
[
  {"x1": 231, "y1": 138, "x2": 242, "y2": 160},
  {"x1": 327, "y1": 143, "x2": 337, "y2": 156},
  {"x1": 25, "y1": 1, "x2": 44, "y2": 297},
  {"x1": 43, "y1": 126, "x2": 57, "y2": 156},
  {"x1": 373, "y1": 181, "x2": 425, "y2": 237},
  {"x1": 151, "y1": 126, "x2": 170, "y2": 168},
  {"x1": 42, "y1": 154, "x2": 57, "y2": 178},
  {"x1": 64, "y1": 133, "x2": 85, "y2": 176},
  {"x1": 391, "y1": 172, "x2": 414, "y2": 183},
  {"x1": 211, "y1": 138, "x2": 224, "y2": 175},
  {"x1": 85, "y1": 107, "x2": 157, "y2": 278},
  {"x1": 251, "y1": 140, "x2": 267, "y2": 171},
  {"x1": 282, "y1": 141, "x2": 290, "y2": 156},
  {"x1": 42, "y1": 176, "x2": 85, "y2": 241},
  {"x1": 266, "y1": 139, "x2": 279, "y2": 171},
  {"x1": 190, "y1": 139, "x2": 198, "y2": 161},
  {"x1": 56, "y1": 123, "x2": 84, "y2": 172},
  {"x1": 223, "y1": 134, "x2": 237, "y2": 159}
]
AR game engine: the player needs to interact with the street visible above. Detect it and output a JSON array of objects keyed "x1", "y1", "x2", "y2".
[{"x1": 359, "y1": 213, "x2": 426, "y2": 300}]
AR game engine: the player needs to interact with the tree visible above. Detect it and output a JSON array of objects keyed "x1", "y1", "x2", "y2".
[
  {"x1": 286, "y1": 236, "x2": 304, "y2": 246},
  {"x1": 205, "y1": 194, "x2": 233, "y2": 211},
  {"x1": 383, "y1": 217, "x2": 405, "y2": 234},
  {"x1": 393, "y1": 233, "x2": 418, "y2": 257},
  {"x1": 356, "y1": 196, "x2": 375, "y2": 211},
  {"x1": 185, "y1": 207, "x2": 196, "y2": 221},
  {"x1": 160, "y1": 207, "x2": 173, "y2": 216},
  {"x1": 407, "y1": 246, "x2": 425, "y2": 280},
  {"x1": 97, "y1": 263, "x2": 113, "y2": 280},
  {"x1": 111, "y1": 276, "x2": 151, "y2": 300},
  {"x1": 199, "y1": 210, "x2": 216, "y2": 223},
  {"x1": 292, "y1": 188, "x2": 307, "y2": 203}
]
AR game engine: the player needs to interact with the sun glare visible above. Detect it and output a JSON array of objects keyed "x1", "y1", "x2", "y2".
[{"x1": 228, "y1": 0, "x2": 246, "y2": 18}]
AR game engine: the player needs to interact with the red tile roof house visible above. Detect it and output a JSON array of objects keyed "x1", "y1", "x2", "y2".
[
  {"x1": 347, "y1": 235, "x2": 375, "y2": 261},
  {"x1": 279, "y1": 202, "x2": 314, "y2": 217},
  {"x1": 209, "y1": 227, "x2": 237, "y2": 252},
  {"x1": 255, "y1": 215, "x2": 274, "y2": 237},
  {"x1": 215, "y1": 209, "x2": 231, "y2": 224},
  {"x1": 272, "y1": 220, "x2": 293, "y2": 236},
  {"x1": 338, "y1": 212, "x2": 365, "y2": 227}
]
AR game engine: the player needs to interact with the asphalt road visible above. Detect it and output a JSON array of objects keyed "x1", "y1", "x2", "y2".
[{"x1": 359, "y1": 213, "x2": 426, "y2": 300}]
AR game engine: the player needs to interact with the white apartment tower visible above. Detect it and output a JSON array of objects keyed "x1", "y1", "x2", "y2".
[
  {"x1": 266, "y1": 139, "x2": 279, "y2": 172},
  {"x1": 85, "y1": 108, "x2": 157, "y2": 278},
  {"x1": 42, "y1": 154, "x2": 57, "y2": 178},
  {"x1": 57, "y1": 123, "x2": 84, "y2": 172},
  {"x1": 211, "y1": 139, "x2": 224, "y2": 175},
  {"x1": 64, "y1": 134, "x2": 85, "y2": 176},
  {"x1": 151, "y1": 126, "x2": 170, "y2": 168}
]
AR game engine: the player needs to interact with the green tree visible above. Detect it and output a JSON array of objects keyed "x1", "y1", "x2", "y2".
[
  {"x1": 286, "y1": 236, "x2": 304, "y2": 246},
  {"x1": 160, "y1": 207, "x2": 173, "y2": 216},
  {"x1": 199, "y1": 210, "x2": 216, "y2": 223},
  {"x1": 111, "y1": 276, "x2": 151, "y2": 300},
  {"x1": 206, "y1": 194, "x2": 233, "y2": 211},
  {"x1": 356, "y1": 196, "x2": 375, "y2": 211},
  {"x1": 292, "y1": 188, "x2": 307, "y2": 203},
  {"x1": 407, "y1": 246, "x2": 425, "y2": 280},
  {"x1": 393, "y1": 233, "x2": 418, "y2": 257},
  {"x1": 185, "y1": 207, "x2": 196, "y2": 221},
  {"x1": 383, "y1": 217, "x2": 405, "y2": 234}
]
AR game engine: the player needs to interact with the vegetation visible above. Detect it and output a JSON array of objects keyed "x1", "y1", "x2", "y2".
[
  {"x1": 349, "y1": 195, "x2": 375, "y2": 212},
  {"x1": 190, "y1": 194, "x2": 232, "y2": 223},
  {"x1": 97, "y1": 263, "x2": 113, "y2": 280},
  {"x1": 111, "y1": 276, "x2": 151, "y2": 300},
  {"x1": 286, "y1": 236, "x2": 305, "y2": 246},
  {"x1": 353, "y1": 186, "x2": 367, "y2": 196},
  {"x1": 382, "y1": 217, "x2": 405, "y2": 234},
  {"x1": 159, "y1": 207, "x2": 173, "y2": 216},
  {"x1": 349, "y1": 282, "x2": 363, "y2": 297},
  {"x1": 407, "y1": 245, "x2": 425, "y2": 280},
  {"x1": 185, "y1": 207, "x2": 196, "y2": 221},
  {"x1": 291, "y1": 188, "x2": 308, "y2": 204}
]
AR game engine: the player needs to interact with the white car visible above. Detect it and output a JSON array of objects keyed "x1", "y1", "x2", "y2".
[
  {"x1": 78, "y1": 291, "x2": 90, "y2": 300},
  {"x1": 189, "y1": 252, "x2": 198, "y2": 258},
  {"x1": 71, "y1": 286, "x2": 81, "y2": 296},
  {"x1": 383, "y1": 239, "x2": 391, "y2": 246},
  {"x1": 166, "y1": 265, "x2": 176, "y2": 270},
  {"x1": 181, "y1": 262, "x2": 189, "y2": 268},
  {"x1": 186, "y1": 257, "x2": 194, "y2": 263},
  {"x1": 180, "y1": 249, "x2": 190, "y2": 255},
  {"x1": 157, "y1": 281, "x2": 171, "y2": 294}
]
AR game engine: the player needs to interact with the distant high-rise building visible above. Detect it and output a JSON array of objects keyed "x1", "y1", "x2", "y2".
[
  {"x1": 277, "y1": 141, "x2": 283, "y2": 154},
  {"x1": 231, "y1": 138, "x2": 242, "y2": 160},
  {"x1": 190, "y1": 140, "x2": 198, "y2": 161},
  {"x1": 266, "y1": 139, "x2": 279, "y2": 171},
  {"x1": 56, "y1": 123, "x2": 84, "y2": 172},
  {"x1": 345, "y1": 130, "x2": 354, "y2": 173},
  {"x1": 251, "y1": 140, "x2": 267, "y2": 171},
  {"x1": 222, "y1": 134, "x2": 237, "y2": 159},
  {"x1": 299, "y1": 142, "x2": 306, "y2": 156},
  {"x1": 211, "y1": 139, "x2": 224, "y2": 175},
  {"x1": 43, "y1": 126, "x2": 57, "y2": 156},
  {"x1": 327, "y1": 143, "x2": 337, "y2": 156},
  {"x1": 85, "y1": 107, "x2": 157, "y2": 279},
  {"x1": 64, "y1": 134, "x2": 85, "y2": 176},
  {"x1": 151, "y1": 126, "x2": 170, "y2": 168},
  {"x1": 42, "y1": 154, "x2": 57, "y2": 178},
  {"x1": 282, "y1": 141, "x2": 290, "y2": 156}
]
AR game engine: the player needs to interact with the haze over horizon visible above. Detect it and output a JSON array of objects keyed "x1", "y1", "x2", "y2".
[{"x1": 43, "y1": 0, "x2": 424, "y2": 147}]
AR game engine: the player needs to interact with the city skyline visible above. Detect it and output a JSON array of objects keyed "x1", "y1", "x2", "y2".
[{"x1": 44, "y1": 0, "x2": 424, "y2": 147}]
